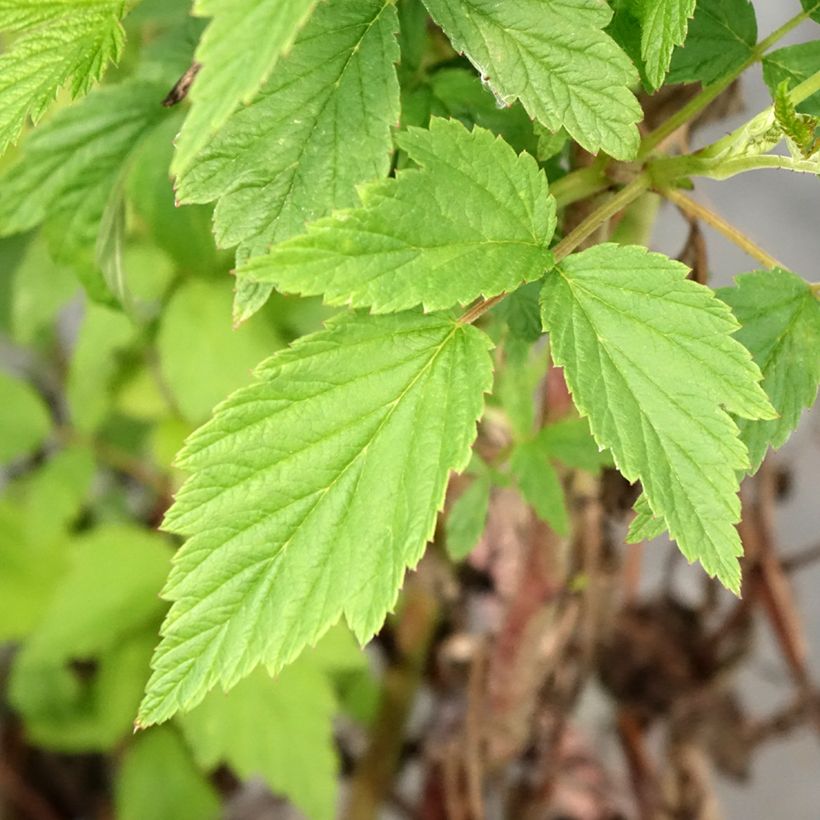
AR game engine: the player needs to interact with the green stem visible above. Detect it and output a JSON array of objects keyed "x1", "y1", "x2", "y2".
[
  {"x1": 637, "y1": 8, "x2": 813, "y2": 160},
  {"x1": 661, "y1": 188, "x2": 786, "y2": 270},
  {"x1": 550, "y1": 162, "x2": 610, "y2": 208},
  {"x1": 459, "y1": 174, "x2": 651, "y2": 325}
]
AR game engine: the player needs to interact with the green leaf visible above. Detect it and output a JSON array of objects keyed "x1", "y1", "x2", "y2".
[
  {"x1": 0, "y1": 0, "x2": 127, "y2": 155},
  {"x1": 175, "y1": 0, "x2": 400, "y2": 322},
  {"x1": 21, "y1": 524, "x2": 171, "y2": 665},
  {"x1": 718, "y1": 269, "x2": 820, "y2": 474},
  {"x1": 627, "y1": 492, "x2": 666, "y2": 542},
  {"x1": 180, "y1": 662, "x2": 338, "y2": 820},
  {"x1": 640, "y1": 0, "x2": 698, "y2": 90},
  {"x1": 540, "y1": 244, "x2": 775, "y2": 592},
  {"x1": 764, "y1": 42, "x2": 820, "y2": 118},
  {"x1": 801, "y1": 0, "x2": 820, "y2": 24},
  {"x1": 117, "y1": 728, "x2": 220, "y2": 820},
  {"x1": 171, "y1": 0, "x2": 319, "y2": 174},
  {"x1": 421, "y1": 0, "x2": 641, "y2": 159},
  {"x1": 67, "y1": 303, "x2": 136, "y2": 433},
  {"x1": 138, "y1": 311, "x2": 492, "y2": 725},
  {"x1": 238, "y1": 119, "x2": 556, "y2": 313},
  {"x1": 446, "y1": 474, "x2": 491, "y2": 560},
  {"x1": 772, "y1": 79, "x2": 819, "y2": 159},
  {"x1": 0, "y1": 81, "x2": 171, "y2": 277},
  {"x1": 667, "y1": 0, "x2": 756, "y2": 86},
  {"x1": 157, "y1": 279, "x2": 284, "y2": 422},
  {"x1": 0, "y1": 370, "x2": 50, "y2": 462},
  {"x1": 537, "y1": 417, "x2": 612, "y2": 474},
  {"x1": 510, "y1": 440, "x2": 568, "y2": 534}
]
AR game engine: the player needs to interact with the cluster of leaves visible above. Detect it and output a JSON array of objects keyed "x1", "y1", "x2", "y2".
[{"x1": 0, "y1": 0, "x2": 819, "y2": 814}]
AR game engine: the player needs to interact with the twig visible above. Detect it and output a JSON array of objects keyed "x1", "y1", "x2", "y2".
[{"x1": 661, "y1": 188, "x2": 786, "y2": 270}]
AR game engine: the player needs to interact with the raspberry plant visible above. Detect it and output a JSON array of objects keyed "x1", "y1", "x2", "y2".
[{"x1": 1, "y1": 0, "x2": 819, "y2": 817}]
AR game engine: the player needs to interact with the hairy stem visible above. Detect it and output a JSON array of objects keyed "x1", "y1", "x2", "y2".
[{"x1": 661, "y1": 188, "x2": 786, "y2": 270}]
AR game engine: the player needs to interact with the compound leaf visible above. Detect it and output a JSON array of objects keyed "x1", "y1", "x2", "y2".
[
  {"x1": 510, "y1": 440, "x2": 568, "y2": 534},
  {"x1": 718, "y1": 269, "x2": 820, "y2": 473},
  {"x1": 421, "y1": 0, "x2": 642, "y2": 159},
  {"x1": 540, "y1": 244, "x2": 775, "y2": 592},
  {"x1": 175, "y1": 0, "x2": 400, "y2": 323},
  {"x1": 0, "y1": 0, "x2": 127, "y2": 155},
  {"x1": 180, "y1": 663, "x2": 337, "y2": 820},
  {"x1": 640, "y1": 0, "x2": 698, "y2": 90},
  {"x1": 667, "y1": 0, "x2": 756, "y2": 86},
  {"x1": 238, "y1": 119, "x2": 556, "y2": 313},
  {"x1": 138, "y1": 311, "x2": 492, "y2": 725}
]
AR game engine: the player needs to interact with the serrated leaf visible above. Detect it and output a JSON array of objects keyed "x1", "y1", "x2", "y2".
[
  {"x1": 171, "y1": 0, "x2": 319, "y2": 174},
  {"x1": 540, "y1": 244, "x2": 775, "y2": 591},
  {"x1": 0, "y1": 81, "x2": 171, "y2": 273},
  {"x1": 640, "y1": 0, "x2": 698, "y2": 90},
  {"x1": 175, "y1": 0, "x2": 400, "y2": 322},
  {"x1": 0, "y1": 0, "x2": 127, "y2": 155},
  {"x1": 138, "y1": 311, "x2": 492, "y2": 725},
  {"x1": 718, "y1": 269, "x2": 820, "y2": 474},
  {"x1": 421, "y1": 0, "x2": 641, "y2": 159},
  {"x1": 446, "y1": 474, "x2": 491, "y2": 560},
  {"x1": 537, "y1": 417, "x2": 612, "y2": 474},
  {"x1": 764, "y1": 42, "x2": 820, "y2": 118},
  {"x1": 239, "y1": 119, "x2": 555, "y2": 313},
  {"x1": 0, "y1": 371, "x2": 51, "y2": 463},
  {"x1": 627, "y1": 492, "x2": 666, "y2": 542},
  {"x1": 510, "y1": 440, "x2": 568, "y2": 534},
  {"x1": 180, "y1": 663, "x2": 337, "y2": 820},
  {"x1": 117, "y1": 728, "x2": 220, "y2": 820},
  {"x1": 667, "y1": 0, "x2": 756, "y2": 86}
]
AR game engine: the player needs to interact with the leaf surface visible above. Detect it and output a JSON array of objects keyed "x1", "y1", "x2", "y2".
[
  {"x1": 421, "y1": 0, "x2": 641, "y2": 159},
  {"x1": 0, "y1": 371, "x2": 50, "y2": 462},
  {"x1": 540, "y1": 244, "x2": 775, "y2": 591},
  {"x1": 180, "y1": 663, "x2": 337, "y2": 820},
  {"x1": 0, "y1": 0, "x2": 127, "y2": 154},
  {"x1": 239, "y1": 119, "x2": 556, "y2": 313},
  {"x1": 763, "y1": 42, "x2": 820, "y2": 117},
  {"x1": 172, "y1": 0, "x2": 319, "y2": 174},
  {"x1": 640, "y1": 0, "x2": 698, "y2": 89},
  {"x1": 667, "y1": 0, "x2": 756, "y2": 86},
  {"x1": 718, "y1": 269, "x2": 820, "y2": 473},
  {"x1": 446, "y1": 474, "x2": 491, "y2": 560},
  {"x1": 138, "y1": 311, "x2": 492, "y2": 725},
  {"x1": 175, "y1": 0, "x2": 400, "y2": 322}
]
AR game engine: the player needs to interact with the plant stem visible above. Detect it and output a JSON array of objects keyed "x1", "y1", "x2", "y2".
[
  {"x1": 550, "y1": 162, "x2": 609, "y2": 208},
  {"x1": 459, "y1": 174, "x2": 651, "y2": 325},
  {"x1": 661, "y1": 188, "x2": 786, "y2": 270},
  {"x1": 637, "y1": 8, "x2": 813, "y2": 160}
]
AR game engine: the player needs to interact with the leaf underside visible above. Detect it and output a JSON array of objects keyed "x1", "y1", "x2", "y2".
[
  {"x1": 138, "y1": 311, "x2": 492, "y2": 726},
  {"x1": 540, "y1": 244, "x2": 775, "y2": 591},
  {"x1": 239, "y1": 118, "x2": 556, "y2": 313}
]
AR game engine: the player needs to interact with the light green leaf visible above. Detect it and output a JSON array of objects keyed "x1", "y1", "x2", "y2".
[
  {"x1": 180, "y1": 663, "x2": 337, "y2": 820},
  {"x1": 0, "y1": 370, "x2": 50, "y2": 463},
  {"x1": 172, "y1": 0, "x2": 318, "y2": 174},
  {"x1": 138, "y1": 311, "x2": 492, "y2": 725},
  {"x1": 510, "y1": 439, "x2": 568, "y2": 534},
  {"x1": 627, "y1": 492, "x2": 666, "y2": 542},
  {"x1": 239, "y1": 119, "x2": 556, "y2": 313},
  {"x1": 667, "y1": 0, "x2": 756, "y2": 86},
  {"x1": 537, "y1": 417, "x2": 612, "y2": 474},
  {"x1": 718, "y1": 269, "x2": 820, "y2": 473},
  {"x1": 763, "y1": 42, "x2": 820, "y2": 118},
  {"x1": 0, "y1": 0, "x2": 127, "y2": 155},
  {"x1": 422, "y1": 0, "x2": 641, "y2": 159},
  {"x1": 0, "y1": 81, "x2": 171, "y2": 273},
  {"x1": 157, "y1": 279, "x2": 284, "y2": 423},
  {"x1": 67, "y1": 303, "x2": 136, "y2": 433},
  {"x1": 175, "y1": 0, "x2": 400, "y2": 322},
  {"x1": 21, "y1": 524, "x2": 171, "y2": 665},
  {"x1": 540, "y1": 244, "x2": 775, "y2": 591},
  {"x1": 117, "y1": 728, "x2": 220, "y2": 820},
  {"x1": 446, "y1": 474, "x2": 491, "y2": 560},
  {"x1": 640, "y1": 0, "x2": 698, "y2": 90}
]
